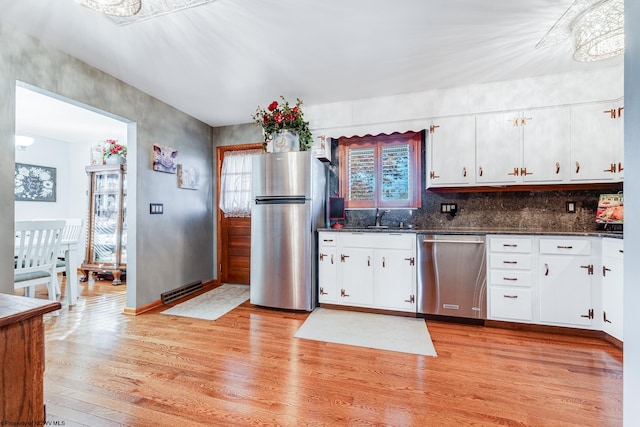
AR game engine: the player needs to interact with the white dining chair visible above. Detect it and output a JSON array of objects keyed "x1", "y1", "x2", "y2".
[
  {"x1": 55, "y1": 218, "x2": 84, "y2": 274},
  {"x1": 14, "y1": 220, "x2": 65, "y2": 302}
]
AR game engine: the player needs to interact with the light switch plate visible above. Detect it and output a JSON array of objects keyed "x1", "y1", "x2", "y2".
[
  {"x1": 150, "y1": 203, "x2": 163, "y2": 214},
  {"x1": 566, "y1": 201, "x2": 576, "y2": 213}
]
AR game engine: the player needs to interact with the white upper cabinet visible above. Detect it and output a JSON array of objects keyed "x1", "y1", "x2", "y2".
[
  {"x1": 570, "y1": 101, "x2": 624, "y2": 182},
  {"x1": 475, "y1": 108, "x2": 570, "y2": 185},
  {"x1": 426, "y1": 116, "x2": 476, "y2": 188},
  {"x1": 521, "y1": 107, "x2": 570, "y2": 183},
  {"x1": 475, "y1": 112, "x2": 521, "y2": 185}
]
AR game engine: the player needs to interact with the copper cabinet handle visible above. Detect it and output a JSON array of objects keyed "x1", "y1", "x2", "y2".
[
  {"x1": 331, "y1": 254, "x2": 334, "y2": 264},
  {"x1": 430, "y1": 171, "x2": 440, "y2": 179},
  {"x1": 503, "y1": 277, "x2": 518, "y2": 281},
  {"x1": 503, "y1": 295, "x2": 518, "y2": 299},
  {"x1": 604, "y1": 109, "x2": 617, "y2": 119},
  {"x1": 618, "y1": 106, "x2": 624, "y2": 117},
  {"x1": 320, "y1": 287, "x2": 328, "y2": 295},
  {"x1": 503, "y1": 244, "x2": 518, "y2": 248},
  {"x1": 404, "y1": 257, "x2": 415, "y2": 266},
  {"x1": 340, "y1": 289, "x2": 350, "y2": 298},
  {"x1": 404, "y1": 295, "x2": 415, "y2": 303},
  {"x1": 555, "y1": 162, "x2": 560, "y2": 174},
  {"x1": 320, "y1": 253, "x2": 327, "y2": 261},
  {"x1": 575, "y1": 161, "x2": 580, "y2": 174},
  {"x1": 367, "y1": 256, "x2": 370, "y2": 267},
  {"x1": 520, "y1": 167, "x2": 532, "y2": 176},
  {"x1": 508, "y1": 167, "x2": 519, "y2": 176},
  {"x1": 604, "y1": 163, "x2": 616, "y2": 173},
  {"x1": 462, "y1": 166, "x2": 467, "y2": 177},
  {"x1": 603, "y1": 266, "x2": 611, "y2": 277},
  {"x1": 429, "y1": 124, "x2": 440, "y2": 133},
  {"x1": 557, "y1": 245, "x2": 573, "y2": 249},
  {"x1": 479, "y1": 166, "x2": 483, "y2": 177},
  {"x1": 604, "y1": 311, "x2": 611, "y2": 323},
  {"x1": 382, "y1": 257, "x2": 386, "y2": 268},
  {"x1": 545, "y1": 263, "x2": 549, "y2": 276},
  {"x1": 580, "y1": 264, "x2": 594, "y2": 275},
  {"x1": 618, "y1": 162, "x2": 624, "y2": 172},
  {"x1": 340, "y1": 254, "x2": 349, "y2": 262},
  {"x1": 503, "y1": 260, "x2": 518, "y2": 264}
]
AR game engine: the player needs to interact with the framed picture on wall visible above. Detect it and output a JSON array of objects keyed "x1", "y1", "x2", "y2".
[
  {"x1": 153, "y1": 143, "x2": 178, "y2": 174},
  {"x1": 14, "y1": 162, "x2": 57, "y2": 202},
  {"x1": 178, "y1": 164, "x2": 200, "y2": 190}
]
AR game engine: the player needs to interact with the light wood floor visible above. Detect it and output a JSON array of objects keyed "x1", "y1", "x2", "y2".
[{"x1": 30, "y1": 277, "x2": 622, "y2": 426}]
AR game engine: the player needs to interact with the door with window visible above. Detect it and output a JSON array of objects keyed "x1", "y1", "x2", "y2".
[{"x1": 217, "y1": 145, "x2": 262, "y2": 285}]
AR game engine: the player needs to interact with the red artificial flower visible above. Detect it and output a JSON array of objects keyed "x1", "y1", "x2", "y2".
[
  {"x1": 262, "y1": 113, "x2": 270, "y2": 124},
  {"x1": 273, "y1": 112, "x2": 283, "y2": 124},
  {"x1": 284, "y1": 113, "x2": 295, "y2": 122},
  {"x1": 292, "y1": 106, "x2": 299, "y2": 115},
  {"x1": 268, "y1": 101, "x2": 278, "y2": 112}
]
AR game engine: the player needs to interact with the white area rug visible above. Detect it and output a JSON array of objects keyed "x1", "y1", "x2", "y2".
[
  {"x1": 161, "y1": 284, "x2": 249, "y2": 321},
  {"x1": 294, "y1": 308, "x2": 437, "y2": 357}
]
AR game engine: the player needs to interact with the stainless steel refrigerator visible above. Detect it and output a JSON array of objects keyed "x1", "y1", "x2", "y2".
[{"x1": 250, "y1": 151, "x2": 326, "y2": 311}]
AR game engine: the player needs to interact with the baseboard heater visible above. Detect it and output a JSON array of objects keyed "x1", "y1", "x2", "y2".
[{"x1": 161, "y1": 280, "x2": 203, "y2": 304}]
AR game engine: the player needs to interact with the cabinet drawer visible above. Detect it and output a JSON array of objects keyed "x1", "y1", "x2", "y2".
[
  {"x1": 489, "y1": 237, "x2": 532, "y2": 253},
  {"x1": 490, "y1": 287, "x2": 533, "y2": 321},
  {"x1": 489, "y1": 269, "x2": 532, "y2": 286},
  {"x1": 489, "y1": 253, "x2": 532, "y2": 270},
  {"x1": 318, "y1": 233, "x2": 337, "y2": 246},
  {"x1": 603, "y1": 238, "x2": 623, "y2": 260},
  {"x1": 539, "y1": 239, "x2": 591, "y2": 255},
  {"x1": 342, "y1": 232, "x2": 413, "y2": 249}
]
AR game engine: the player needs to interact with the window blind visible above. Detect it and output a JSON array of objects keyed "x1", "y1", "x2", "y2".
[
  {"x1": 348, "y1": 147, "x2": 375, "y2": 201},
  {"x1": 381, "y1": 144, "x2": 410, "y2": 201}
]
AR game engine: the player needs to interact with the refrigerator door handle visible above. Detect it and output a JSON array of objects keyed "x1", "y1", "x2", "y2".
[{"x1": 255, "y1": 196, "x2": 306, "y2": 205}]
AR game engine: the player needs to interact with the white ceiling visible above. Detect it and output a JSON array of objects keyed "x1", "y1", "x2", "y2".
[{"x1": 1, "y1": 0, "x2": 623, "y2": 138}]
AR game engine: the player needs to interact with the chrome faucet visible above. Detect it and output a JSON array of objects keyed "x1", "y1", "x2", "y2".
[{"x1": 375, "y1": 208, "x2": 390, "y2": 226}]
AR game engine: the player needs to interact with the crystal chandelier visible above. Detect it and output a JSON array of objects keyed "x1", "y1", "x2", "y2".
[
  {"x1": 77, "y1": 0, "x2": 219, "y2": 25},
  {"x1": 537, "y1": 0, "x2": 624, "y2": 62},
  {"x1": 76, "y1": 0, "x2": 142, "y2": 17}
]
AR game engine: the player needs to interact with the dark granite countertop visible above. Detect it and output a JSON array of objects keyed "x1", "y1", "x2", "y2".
[{"x1": 318, "y1": 227, "x2": 623, "y2": 238}]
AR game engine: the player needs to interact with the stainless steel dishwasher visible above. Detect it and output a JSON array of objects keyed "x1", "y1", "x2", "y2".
[{"x1": 417, "y1": 234, "x2": 487, "y2": 319}]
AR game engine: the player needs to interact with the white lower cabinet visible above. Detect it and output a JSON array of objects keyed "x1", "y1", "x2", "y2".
[
  {"x1": 318, "y1": 231, "x2": 416, "y2": 313},
  {"x1": 602, "y1": 238, "x2": 623, "y2": 341},
  {"x1": 487, "y1": 236, "x2": 535, "y2": 322},
  {"x1": 488, "y1": 235, "x2": 608, "y2": 334},
  {"x1": 539, "y1": 238, "x2": 595, "y2": 327},
  {"x1": 318, "y1": 233, "x2": 338, "y2": 303}
]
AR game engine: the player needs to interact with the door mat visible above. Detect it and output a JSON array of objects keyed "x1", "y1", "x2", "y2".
[
  {"x1": 161, "y1": 284, "x2": 249, "y2": 321},
  {"x1": 294, "y1": 308, "x2": 437, "y2": 357}
]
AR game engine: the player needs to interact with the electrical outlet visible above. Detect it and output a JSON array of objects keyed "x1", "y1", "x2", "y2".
[
  {"x1": 566, "y1": 201, "x2": 576, "y2": 213},
  {"x1": 440, "y1": 203, "x2": 458, "y2": 213}
]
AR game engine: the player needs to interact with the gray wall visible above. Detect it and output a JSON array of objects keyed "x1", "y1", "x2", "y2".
[
  {"x1": 624, "y1": 1, "x2": 639, "y2": 424},
  {"x1": 0, "y1": 22, "x2": 214, "y2": 309}
]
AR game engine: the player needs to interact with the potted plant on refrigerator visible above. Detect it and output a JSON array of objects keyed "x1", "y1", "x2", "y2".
[{"x1": 252, "y1": 96, "x2": 313, "y2": 152}]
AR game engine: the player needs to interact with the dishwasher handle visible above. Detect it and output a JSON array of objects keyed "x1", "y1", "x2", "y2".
[{"x1": 422, "y1": 239, "x2": 484, "y2": 244}]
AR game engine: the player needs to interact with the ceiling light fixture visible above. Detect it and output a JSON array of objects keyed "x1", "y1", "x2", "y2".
[
  {"x1": 15, "y1": 135, "x2": 35, "y2": 150},
  {"x1": 79, "y1": 0, "x2": 219, "y2": 26},
  {"x1": 536, "y1": 0, "x2": 624, "y2": 62},
  {"x1": 77, "y1": 0, "x2": 142, "y2": 17}
]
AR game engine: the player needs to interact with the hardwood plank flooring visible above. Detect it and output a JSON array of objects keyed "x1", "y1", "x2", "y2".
[{"x1": 26, "y1": 277, "x2": 622, "y2": 426}]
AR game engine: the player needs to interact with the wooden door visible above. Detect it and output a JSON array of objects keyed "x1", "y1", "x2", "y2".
[{"x1": 216, "y1": 144, "x2": 262, "y2": 285}]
